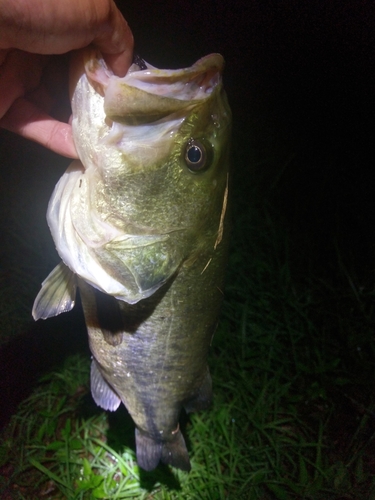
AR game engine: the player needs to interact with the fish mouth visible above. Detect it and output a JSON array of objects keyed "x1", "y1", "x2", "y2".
[
  {"x1": 74, "y1": 49, "x2": 225, "y2": 124},
  {"x1": 121, "y1": 52, "x2": 224, "y2": 98}
]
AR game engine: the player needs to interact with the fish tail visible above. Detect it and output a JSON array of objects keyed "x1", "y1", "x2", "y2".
[
  {"x1": 161, "y1": 429, "x2": 191, "y2": 471},
  {"x1": 135, "y1": 428, "x2": 191, "y2": 472},
  {"x1": 135, "y1": 429, "x2": 162, "y2": 471}
]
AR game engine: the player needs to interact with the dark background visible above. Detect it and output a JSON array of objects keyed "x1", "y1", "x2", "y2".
[{"x1": 1, "y1": 0, "x2": 375, "y2": 425}]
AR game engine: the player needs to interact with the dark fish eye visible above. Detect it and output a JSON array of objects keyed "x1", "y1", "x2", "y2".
[{"x1": 184, "y1": 139, "x2": 210, "y2": 172}]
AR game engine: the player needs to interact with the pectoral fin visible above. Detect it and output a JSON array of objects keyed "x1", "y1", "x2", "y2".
[
  {"x1": 32, "y1": 261, "x2": 76, "y2": 320},
  {"x1": 90, "y1": 359, "x2": 121, "y2": 411}
]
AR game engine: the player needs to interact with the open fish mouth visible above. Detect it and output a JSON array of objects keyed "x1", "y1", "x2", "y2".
[{"x1": 81, "y1": 50, "x2": 224, "y2": 109}]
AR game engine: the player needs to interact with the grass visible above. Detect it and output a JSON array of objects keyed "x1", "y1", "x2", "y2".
[{"x1": 1, "y1": 124, "x2": 375, "y2": 498}]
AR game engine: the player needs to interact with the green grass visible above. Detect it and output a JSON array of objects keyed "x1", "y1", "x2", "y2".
[{"x1": 1, "y1": 130, "x2": 375, "y2": 498}]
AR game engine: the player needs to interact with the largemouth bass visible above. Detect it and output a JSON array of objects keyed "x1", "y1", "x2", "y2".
[{"x1": 33, "y1": 48, "x2": 231, "y2": 471}]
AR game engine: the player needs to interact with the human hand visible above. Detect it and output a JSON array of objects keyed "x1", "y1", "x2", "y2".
[{"x1": 0, "y1": 0, "x2": 133, "y2": 158}]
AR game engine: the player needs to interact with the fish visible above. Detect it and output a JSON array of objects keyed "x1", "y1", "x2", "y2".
[{"x1": 32, "y1": 48, "x2": 231, "y2": 471}]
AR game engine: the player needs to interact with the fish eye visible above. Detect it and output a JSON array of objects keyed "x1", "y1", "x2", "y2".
[{"x1": 184, "y1": 139, "x2": 210, "y2": 172}]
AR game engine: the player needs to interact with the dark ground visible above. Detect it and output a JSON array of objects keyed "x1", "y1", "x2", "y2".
[{"x1": 1, "y1": 0, "x2": 375, "y2": 455}]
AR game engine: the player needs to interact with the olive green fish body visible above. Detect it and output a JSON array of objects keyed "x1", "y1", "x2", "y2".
[{"x1": 33, "y1": 49, "x2": 231, "y2": 471}]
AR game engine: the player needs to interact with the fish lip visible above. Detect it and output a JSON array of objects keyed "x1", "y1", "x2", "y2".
[
  {"x1": 116, "y1": 52, "x2": 225, "y2": 100},
  {"x1": 126, "y1": 52, "x2": 224, "y2": 82},
  {"x1": 79, "y1": 48, "x2": 224, "y2": 101}
]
